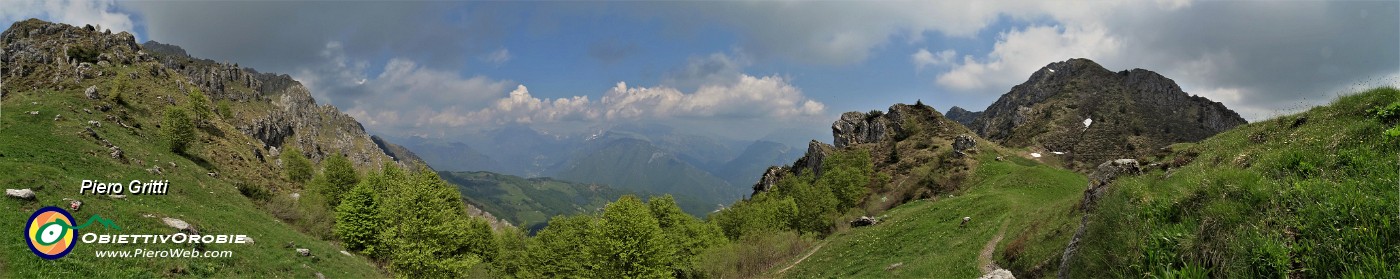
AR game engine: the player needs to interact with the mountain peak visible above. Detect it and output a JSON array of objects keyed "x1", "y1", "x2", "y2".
[{"x1": 968, "y1": 58, "x2": 1246, "y2": 170}]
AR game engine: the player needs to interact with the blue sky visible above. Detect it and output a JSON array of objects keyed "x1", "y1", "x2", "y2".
[{"x1": 4, "y1": 1, "x2": 1397, "y2": 143}]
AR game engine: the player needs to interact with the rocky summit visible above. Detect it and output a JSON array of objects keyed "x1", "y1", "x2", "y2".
[{"x1": 967, "y1": 58, "x2": 1246, "y2": 170}]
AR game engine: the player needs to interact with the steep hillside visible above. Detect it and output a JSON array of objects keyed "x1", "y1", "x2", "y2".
[
  {"x1": 969, "y1": 58, "x2": 1246, "y2": 170},
  {"x1": 439, "y1": 171, "x2": 633, "y2": 233},
  {"x1": 1055, "y1": 87, "x2": 1400, "y2": 277},
  {"x1": 0, "y1": 19, "x2": 384, "y2": 277}
]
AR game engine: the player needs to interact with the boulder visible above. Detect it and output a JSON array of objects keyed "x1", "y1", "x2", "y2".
[
  {"x1": 978, "y1": 269, "x2": 1016, "y2": 279},
  {"x1": 851, "y1": 216, "x2": 879, "y2": 227},
  {"x1": 162, "y1": 217, "x2": 197, "y2": 234},
  {"x1": 6, "y1": 189, "x2": 36, "y2": 200},
  {"x1": 85, "y1": 85, "x2": 101, "y2": 99},
  {"x1": 296, "y1": 248, "x2": 311, "y2": 257},
  {"x1": 953, "y1": 134, "x2": 976, "y2": 152}
]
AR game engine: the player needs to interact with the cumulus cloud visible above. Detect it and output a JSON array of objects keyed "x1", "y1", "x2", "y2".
[
  {"x1": 0, "y1": 0, "x2": 136, "y2": 38},
  {"x1": 936, "y1": 25, "x2": 1121, "y2": 91},
  {"x1": 911, "y1": 48, "x2": 955, "y2": 70},
  {"x1": 482, "y1": 48, "x2": 512, "y2": 65}
]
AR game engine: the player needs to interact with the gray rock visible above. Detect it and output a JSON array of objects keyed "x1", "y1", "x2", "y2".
[
  {"x1": 340, "y1": 250, "x2": 352, "y2": 256},
  {"x1": 85, "y1": 85, "x2": 101, "y2": 99},
  {"x1": 109, "y1": 146, "x2": 123, "y2": 160},
  {"x1": 978, "y1": 269, "x2": 1016, "y2": 279},
  {"x1": 296, "y1": 248, "x2": 311, "y2": 257},
  {"x1": 161, "y1": 217, "x2": 196, "y2": 234},
  {"x1": 850, "y1": 216, "x2": 878, "y2": 227},
  {"x1": 6, "y1": 189, "x2": 36, "y2": 200},
  {"x1": 87, "y1": 120, "x2": 101, "y2": 127}
]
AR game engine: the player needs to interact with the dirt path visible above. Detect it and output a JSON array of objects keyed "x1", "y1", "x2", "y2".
[
  {"x1": 978, "y1": 221, "x2": 1009, "y2": 273},
  {"x1": 775, "y1": 243, "x2": 825, "y2": 275}
]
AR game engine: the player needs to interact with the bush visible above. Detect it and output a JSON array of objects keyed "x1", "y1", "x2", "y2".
[
  {"x1": 235, "y1": 180, "x2": 270, "y2": 202},
  {"x1": 318, "y1": 153, "x2": 358, "y2": 208},
  {"x1": 218, "y1": 99, "x2": 232, "y2": 119},
  {"x1": 335, "y1": 180, "x2": 382, "y2": 255},
  {"x1": 698, "y1": 231, "x2": 814, "y2": 278},
  {"x1": 187, "y1": 88, "x2": 212, "y2": 127},
  {"x1": 281, "y1": 147, "x2": 314, "y2": 184},
  {"x1": 161, "y1": 107, "x2": 196, "y2": 154}
]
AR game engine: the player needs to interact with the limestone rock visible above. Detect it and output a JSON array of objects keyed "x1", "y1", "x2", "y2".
[
  {"x1": 162, "y1": 217, "x2": 197, "y2": 234},
  {"x1": 6, "y1": 189, "x2": 36, "y2": 200},
  {"x1": 978, "y1": 269, "x2": 1016, "y2": 279},
  {"x1": 85, "y1": 85, "x2": 101, "y2": 99},
  {"x1": 850, "y1": 216, "x2": 879, "y2": 227},
  {"x1": 296, "y1": 248, "x2": 311, "y2": 257}
]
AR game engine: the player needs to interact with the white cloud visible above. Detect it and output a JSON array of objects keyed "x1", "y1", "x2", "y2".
[
  {"x1": 603, "y1": 75, "x2": 824, "y2": 120},
  {"x1": 936, "y1": 25, "x2": 1122, "y2": 91},
  {"x1": 0, "y1": 0, "x2": 137, "y2": 39},
  {"x1": 482, "y1": 48, "x2": 512, "y2": 65},
  {"x1": 911, "y1": 48, "x2": 955, "y2": 70}
]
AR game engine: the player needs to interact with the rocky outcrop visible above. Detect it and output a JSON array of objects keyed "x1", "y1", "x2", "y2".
[
  {"x1": 1058, "y1": 158, "x2": 1141, "y2": 279},
  {"x1": 946, "y1": 106, "x2": 982, "y2": 128},
  {"x1": 833, "y1": 111, "x2": 892, "y2": 148},
  {"x1": 968, "y1": 58, "x2": 1246, "y2": 170}
]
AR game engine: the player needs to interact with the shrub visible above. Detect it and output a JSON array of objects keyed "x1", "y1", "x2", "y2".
[
  {"x1": 187, "y1": 88, "x2": 212, "y2": 126},
  {"x1": 318, "y1": 153, "x2": 358, "y2": 208},
  {"x1": 161, "y1": 107, "x2": 196, "y2": 154},
  {"x1": 335, "y1": 180, "x2": 382, "y2": 255},
  {"x1": 281, "y1": 147, "x2": 313, "y2": 184},
  {"x1": 235, "y1": 180, "x2": 270, "y2": 202}
]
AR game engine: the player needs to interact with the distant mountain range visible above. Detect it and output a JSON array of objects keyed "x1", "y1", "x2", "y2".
[{"x1": 390, "y1": 124, "x2": 800, "y2": 214}]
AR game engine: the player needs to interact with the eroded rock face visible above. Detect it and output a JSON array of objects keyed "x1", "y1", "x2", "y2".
[
  {"x1": 969, "y1": 58, "x2": 1246, "y2": 169},
  {"x1": 833, "y1": 111, "x2": 891, "y2": 148}
]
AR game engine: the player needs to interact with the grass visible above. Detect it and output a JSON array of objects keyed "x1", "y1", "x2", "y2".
[
  {"x1": 1065, "y1": 87, "x2": 1400, "y2": 278},
  {"x1": 776, "y1": 151, "x2": 1087, "y2": 278},
  {"x1": 1, "y1": 61, "x2": 383, "y2": 277}
]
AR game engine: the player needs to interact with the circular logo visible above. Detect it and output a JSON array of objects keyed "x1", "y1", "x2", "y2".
[{"x1": 26, "y1": 206, "x2": 77, "y2": 260}]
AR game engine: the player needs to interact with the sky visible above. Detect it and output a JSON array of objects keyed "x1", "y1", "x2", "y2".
[{"x1": 4, "y1": 0, "x2": 1398, "y2": 143}]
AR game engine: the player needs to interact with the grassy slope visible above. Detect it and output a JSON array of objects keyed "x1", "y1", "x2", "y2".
[
  {"x1": 1065, "y1": 87, "x2": 1400, "y2": 278},
  {"x1": 1, "y1": 68, "x2": 381, "y2": 277},
  {"x1": 778, "y1": 152, "x2": 1087, "y2": 278},
  {"x1": 440, "y1": 171, "x2": 632, "y2": 232}
]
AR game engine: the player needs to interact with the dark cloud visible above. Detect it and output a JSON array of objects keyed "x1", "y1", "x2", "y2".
[{"x1": 126, "y1": 2, "x2": 510, "y2": 75}]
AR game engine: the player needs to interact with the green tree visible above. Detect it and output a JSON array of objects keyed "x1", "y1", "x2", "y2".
[
  {"x1": 494, "y1": 226, "x2": 533, "y2": 277},
  {"x1": 187, "y1": 88, "x2": 212, "y2": 126},
  {"x1": 281, "y1": 147, "x2": 314, "y2": 183},
  {"x1": 530, "y1": 215, "x2": 598, "y2": 278},
  {"x1": 712, "y1": 193, "x2": 797, "y2": 240},
  {"x1": 594, "y1": 195, "x2": 674, "y2": 279},
  {"x1": 822, "y1": 150, "x2": 873, "y2": 210},
  {"x1": 650, "y1": 195, "x2": 727, "y2": 278},
  {"x1": 378, "y1": 169, "x2": 488, "y2": 278},
  {"x1": 217, "y1": 99, "x2": 232, "y2": 119},
  {"x1": 320, "y1": 153, "x2": 359, "y2": 208},
  {"x1": 789, "y1": 173, "x2": 837, "y2": 234},
  {"x1": 335, "y1": 178, "x2": 382, "y2": 255},
  {"x1": 161, "y1": 107, "x2": 196, "y2": 154}
]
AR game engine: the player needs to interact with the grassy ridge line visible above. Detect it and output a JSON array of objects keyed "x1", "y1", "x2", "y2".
[
  {"x1": 778, "y1": 152, "x2": 1087, "y2": 278},
  {"x1": 1066, "y1": 87, "x2": 1400, "y2": 277}
]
